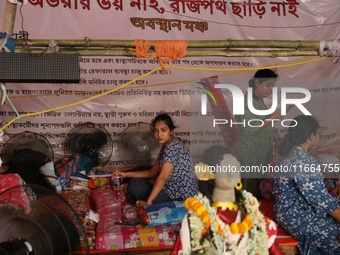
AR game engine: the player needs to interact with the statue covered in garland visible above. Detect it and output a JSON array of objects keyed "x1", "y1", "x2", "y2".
[{"x1": 171, "y1": 146, "x2": 284, "y2": 255}]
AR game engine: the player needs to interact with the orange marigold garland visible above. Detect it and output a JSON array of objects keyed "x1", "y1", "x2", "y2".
[
  {"x1": 184, "y1": 197, "x2": 253, "y2": 236},
  {"x1": 184, "y1": 190, "x2": 268, "y2": 255}
]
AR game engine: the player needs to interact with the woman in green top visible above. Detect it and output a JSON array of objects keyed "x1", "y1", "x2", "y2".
[{"x1": 232, "y1": 69, "x2": 281, "y2": 199}]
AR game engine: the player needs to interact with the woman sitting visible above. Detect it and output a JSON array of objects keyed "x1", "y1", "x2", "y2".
[
  {"x1": 114, "y1": 113, "x2": 199, "y2": 205},
  {"x1": 273, "y1": 115, "x2": 340, "y2": 254}
]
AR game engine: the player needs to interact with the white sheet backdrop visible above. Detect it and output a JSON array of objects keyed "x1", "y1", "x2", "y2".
[{"x1": 0, "y1": 0, "x2": 339, "y2": 166}]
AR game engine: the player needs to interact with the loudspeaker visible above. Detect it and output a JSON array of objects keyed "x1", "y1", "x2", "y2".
[{"x1": 0, "y1": 53, "x2": 80, "y2": 83}]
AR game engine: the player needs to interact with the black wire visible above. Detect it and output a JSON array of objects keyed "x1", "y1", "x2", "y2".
[
  {"x1": 18, "y1": 2, "x2": 30, "y2": 54},
  {"x1": 18, "y1": 2, "x2": 49, "y2": 55}
]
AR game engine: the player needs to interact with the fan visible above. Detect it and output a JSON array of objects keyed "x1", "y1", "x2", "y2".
[
  {"x1": 1, "y1": 131, "x2": 54, "y2": 168},
  {"x1": 118, "y1": 122, "x2": 160, "y2": 166},
  {"x1": 0, "y1": 184, "x2": 89, "y2": 255},
  {"x1": 63, "y1": 122, "x2": 113, "y2": 167}
]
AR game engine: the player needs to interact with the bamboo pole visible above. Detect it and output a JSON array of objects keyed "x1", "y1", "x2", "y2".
[
  {"x1": 14, "y1": 47, "x2": 320, "y2": 57},
  {"x1": 12, "y1": 38, "x2": 326, "y2": 57},
  {"x1": 15, "y1": 39, "x2": 324, "y2": 49},
  {"x1": 2, "y1": 1, "x2": 17, "y2": 36}
]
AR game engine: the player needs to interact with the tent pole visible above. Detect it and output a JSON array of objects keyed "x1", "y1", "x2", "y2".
[
  {"x1": 2, "y1": 1, "x2": 17, "y2": 36},
  {"x1": 15, "y1": 39, "x2": 323, "y2": 50}
]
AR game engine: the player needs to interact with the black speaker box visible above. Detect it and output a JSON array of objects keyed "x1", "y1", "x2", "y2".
[{"x1": 0, "y1": 52, "x2": 80, "y2": 83}]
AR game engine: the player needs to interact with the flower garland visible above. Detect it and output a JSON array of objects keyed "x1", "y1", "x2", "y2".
[
  {"x1": 186, "y1": 198, "x2": 252, "y2": 236},
  {"x1": 240, "y1": 190, "x2": 268, "y2": 255},
  {"x1": 187, "y1": 212, "x2": 213, "y2": 254},
  {"x1": 184, "y1": 190, "x2": 268, "y2": 255},
  {"x1": 186, "y1": 193, "x2": 232, "y2": 253}
]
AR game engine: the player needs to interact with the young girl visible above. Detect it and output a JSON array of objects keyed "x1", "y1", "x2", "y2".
[
  {"x1": 114, "y1": 113, "x2": 199, "y2": 205},
  {"x1": 273, "y1": 115, "x2": 340, "y2": 254}
]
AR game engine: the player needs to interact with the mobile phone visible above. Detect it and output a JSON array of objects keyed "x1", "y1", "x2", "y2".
[{"x1": 114, "y1": 220, "x2": 140, "y2": 226}]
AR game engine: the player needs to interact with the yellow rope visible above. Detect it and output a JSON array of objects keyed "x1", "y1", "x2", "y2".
[
  {"x1": 0, "y1": 67, "x2": 162, "y2": 131},
  {"x1": 0, "y1": 56, "x2": 329, "y2": 132}
]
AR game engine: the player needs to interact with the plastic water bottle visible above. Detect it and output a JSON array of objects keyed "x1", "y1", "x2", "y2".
[
  {"x1": 112, "y1": 173, "x2": 125, "y2": 202},
  {"x1": 114, "y1": 189, "x2": 126, "y2": 203},
  {"x1": 112, "y1": 174, "x2": 123, "y2": 190}
]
